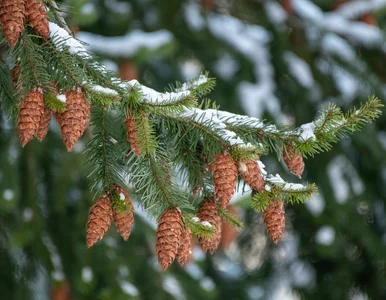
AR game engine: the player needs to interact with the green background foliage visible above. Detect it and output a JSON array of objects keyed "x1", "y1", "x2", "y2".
[{"x1": 0, "y1": 0, "x2": 386, "y2": 299}]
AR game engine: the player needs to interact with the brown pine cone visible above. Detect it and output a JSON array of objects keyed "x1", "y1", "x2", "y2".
[
  {"x1": 283, "y1": 144, "x2": 304, "y2": 178},
  {"x1": 197, "y1": 198, "x2": 222, "y2": 254},
  {"x1": 262, "y1": 199, "x2": 285, "y2": 244},
  {"x1": 86, "y1": 194, "x2": 113, "y2": 248},
  {"x1": 0, "y1": 0, "x2": 26, "y2": 47},
  {"x1": 156, "y1": 208, "x2": 184, "y2": 271},
  {"x1": 238, "y1": 160, "x2": 265, "y2": 191},
  {"x1": 112, "y1": 185, "x2": 134, "y2": 241},
  {"x1": 26, "y1": 0, "x2": 49, "y2": 40},
  {"x1": 60, "y1": 88, "x2": 90, "y2": 152},
  {"x1": 125, "y1": 114, "x2": 141, "y2": 157},
  {"x1": 17, "y1": 89, "x2": 44, "y2": 147},
  {"x1": 211, "y1": 152, "x2": 238, "y2": 208},
  {"x1": 36, "y1": 105, "x2": 51, "y2": 141},
  {"x1": 176, "y1": 227, "x2": 192, "y2": 266}
]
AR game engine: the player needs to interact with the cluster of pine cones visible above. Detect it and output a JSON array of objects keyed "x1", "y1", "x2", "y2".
[
  {"x1": 86, "y1": 185, "x2": 134, "y2": 248},
  {"x1": 0, "y1": 0, "x2": 49, "y2": 47},
  {"x1": 17, "y1": 86, "x2": 91, "y2": 151},
  {"x1": 87, "y1": 122, "x2": 305, "y2": 270},
  {"x1": 0, "y1": 1, "x2": 92, "y2": 151}
]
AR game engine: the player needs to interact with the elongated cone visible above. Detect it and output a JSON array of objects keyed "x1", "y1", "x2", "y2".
[
  {"x1": 61, "y1": 88, "x2": 90, "y2": 152},
  {"x1": 36, "y1": 106, "x2": 51, "y2": 141},
  {"x1": 0, "y1": 0, "x2": 26, "y2": 47},
  {"x1": 156, "y1": 208, "x2": 184, "y2": 271},
  {"x1": 211, "y1": 152, "x2": 238, "y2": 208},
  {"x1": 125, "y1": 115, "x2": 141, "y2": 156},
  {"x1": 86, "y1": 195, "x2": 113, "y2": 248},
  {"x1": 262, "y1": 200, "x2": 285, "y2": 244},
  {"x1": 17, "y1": 89, "x2": 44, "y2": 147},
  {"x1": 112, "y1": 185, "x2": 134, "y2": 241},
  {"x1": 219, "y1": 205, "x2": 239, "y2": 250},
  {"x1": 238, "y1": 160, "x2": 265, "y2": 191},
  {"x1": 176, "y1": 227, "x2": 192, "y2": 266},
  {"x1": 283, "y1": 145, "x2": 304, "y2": 178},
  {"x1": 26, "y1": 0, "x2": 49, "y2": 40},
  {"x1": 197, "y1": 198, "x2": 222, "y2": 254}
]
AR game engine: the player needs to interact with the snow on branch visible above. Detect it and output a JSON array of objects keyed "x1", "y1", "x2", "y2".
[
  {"x1": 77, "y1": 29, "x2": 174, "y2": 58},
  {"x1": 293, "y1": 0, "x2": 385, "y2": 48},
  {"x1": 49, "y1": 22, "x2": 90, "y2": 58},
  {"x1": 252, "y1": 173, "x2": 317, "y2": 212},
  {"x1": 335, "y1": 0, "x2": 386, "y2": 20}
]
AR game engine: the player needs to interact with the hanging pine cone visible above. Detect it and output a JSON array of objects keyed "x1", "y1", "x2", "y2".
[
  {"x1": 211, "y1": 152, "x2": 238, "y2": 208},
  {"x1": 197, "y1": 198, "x2": 222, "y2": 254},
  {"x1": 86, "y1": 194, "x2": 113, "y2": 248},
  {"x1": 36, "y1": 106, "x2": 51, "y2": 142},
  {"x1": 176, "y1": 227, "x2": 192, "y2": 266},
  {"x1": 0, "y1": 0, "x2": 26, "y2": 47},
  {"x1": 125, "y1": 114, "x2": 141, "y2": 156},
  {"x1": 283, "y1": 144, "x2": 304, "y2": 178},
  {"x1": 112, "y1": 185, "x2": 134, "y2": 241},
  {"x1": 262, "y1": 199, "x2": 285, "y2": 244},
  {"x1": 156, "y1": 208, "x2": 184, "y2": 271},
  {"x1": 60, "y1": 88, "x2": 90, "y2": 152},
  {"x1": 26, "y1": 0, "x2": 49, "y2": 40},
  {"x1": 238, "y1": 160, "x2": 265, "y2": 191},
  {"x1": 17, "y1": 89, "x2": 44, "y2": 147}
]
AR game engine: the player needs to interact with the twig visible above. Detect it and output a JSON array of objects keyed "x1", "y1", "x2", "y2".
[{"x1": 46, "y1": 0, "x2": 72, "y2": 35}]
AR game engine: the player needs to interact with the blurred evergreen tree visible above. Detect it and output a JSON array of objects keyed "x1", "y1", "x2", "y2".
[{"x1": 1, "y1": 0, "x2": 386, "y2": 299}]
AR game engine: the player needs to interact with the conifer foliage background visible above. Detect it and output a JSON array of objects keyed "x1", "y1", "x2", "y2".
[{"x1": 0, "y1": 0, "x2": 386, "y2": 299}]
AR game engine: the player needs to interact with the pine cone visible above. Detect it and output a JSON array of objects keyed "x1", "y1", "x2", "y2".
[
  {"x1": 197, "y1": 198, "x2": 222, "y2": 254},
  {"x1": 211, "y1": 152, "x2": 238, "y2": 208},
  {"x1": 112, "y1": 185, "x2": 134, "y2": 241},
  {"x1": 17, "y1": 89, "x2": 44, "y2": 147},
  {"x1": 238, "y1": 160, "x2": 265, "y2": 191},
  {"x1": 125, "y1": 114, "x2": 141, "y2": 157},
  {"x1": 36, "y1": 105, "x2": 51, "y2": 141},
  {"x1": 60, "y1": 88, "x2": 90, "y2": 152},
  {"x1": 0, "y1": 0, "x2": 26, "y2": 47},
  {"x1": 156, "y1": 208, "x2": 184, "y2": 271},
  {"x1": 176, "y1": 227, "x2": 192, "y2": 266},
  {"x1": 86, "y1": 195, "x2": 113, "y2": 248},
  {"x1": 283, "y1": 145, "x2": 304, "y2": 178},
  {"x1": 262, "y1": 199, "x2": 285, "y2": 244},
  {"x1": 26, "y1": 0, "x2": 49, "y2": 40}
]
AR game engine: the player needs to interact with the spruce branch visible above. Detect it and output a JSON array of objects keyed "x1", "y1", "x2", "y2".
[
  {"x1": 126, "y1": 149, "x2": 193, "y2": 216},
  {"x1": 218, "y1": 207, "x2": 244, "y2": 231},
  {"x1": 183, "y1": 213, "x2": 216, "y2": 239},
  {"x1": 251, "y1": 174, "x2": 317, "y2": 212},
  {"x1": 0, "y1": 62, "x2": 17, "y2": 119},
  {"x1": 296, "y1": 96, "x2": 384, "y2": 156},
  {"x1": 85, "y1": 106, "x2": 126, "y2": 192},
  {"x1": 45, "y1": 0, "x2": 72, "y2": 35},
  {"x1": 43, "y1": 91, "x2": 66, "y2": 112}
]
